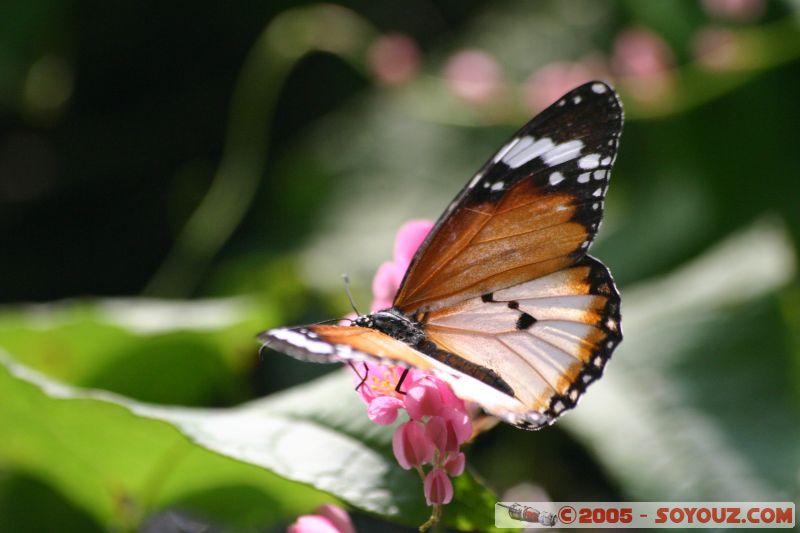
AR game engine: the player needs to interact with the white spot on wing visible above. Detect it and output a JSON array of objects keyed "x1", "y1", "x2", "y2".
[
  {"x1": 549, "y1": 172, "x2": 565, "y2": 185},
  {"x1": 601, "y1": 156, "x2": 611, "y2": 165},
  {"x1": 592, "y1": 187, "x2": 602, "y2": 197},
  {"x1": 504, "y1": 136, "x2": 555, "y2": 169},
  {"x1": 542, "y1": 140, "x2": 584, "y2": 166},
  {"x1": 271, "y1": 328, "x2": 334, "y2": 355},
  {"x1": 577, "y1": 172, "x2": 591, "y2": 183},
  {"x1": 592, "y1": 83, "x2": 607, "y2": 94},
  {"x1": 468, "y1": 172, "x2": 483, "y2": 188},
  {"x1": 578, "y1": 154, "x2": 601, "y2": 169},
  {"x1": 573, "y1": 95, "x2": 582, "y2": 104},
  {"x1": 593, "y1": 170, "x2": 607, "y2": 180},
  {"x1": 493, "y1": 139, "x2": 518, "y2": 163},
  {"x1": 490, "y1": 181, "x2": 504, "y2": 191}
]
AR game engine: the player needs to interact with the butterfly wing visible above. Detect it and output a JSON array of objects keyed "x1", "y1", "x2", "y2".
[
  {"x1": 259, "y1": 323, "x2": 550, "y2": 428},
  {"x1": 260, "y1": 255, "x2": 620, "y2": 429},
  {"x1": 394, "y1": 81, "x2": 622, "y2": 313},
  {"x1": 422, "y1": 255, "x2": 621, "y2": 428}
]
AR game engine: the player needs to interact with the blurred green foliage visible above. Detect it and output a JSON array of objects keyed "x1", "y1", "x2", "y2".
[{"x1": 1, "y1": 0, "x2": 799, "y2": 531}]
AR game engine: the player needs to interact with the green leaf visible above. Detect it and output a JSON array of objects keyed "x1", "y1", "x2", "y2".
[
  {"x1": 0, "y1": 350, "x2": 498, "y2": 530},
  {"x1": 0, "y1": 352, "x2": 333, "y2": 530},
  {"x1": 563, "y1": 220, "x2": 800, "y2": 500},
  {"x1": 0, "y1": 298, "x2": 270, "y2": 405}
]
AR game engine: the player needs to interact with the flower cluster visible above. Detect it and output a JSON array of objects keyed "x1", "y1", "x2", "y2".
[
  {"x1": 354, "y1": 362, "x2": 471, "y2": 506},
  {"x1": 354, "y1": 220, "x2": 473, "y2": 527}
]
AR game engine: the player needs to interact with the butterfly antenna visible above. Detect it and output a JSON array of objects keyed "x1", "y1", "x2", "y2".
[{"x1": 342, "y1": 273, "x2": 362, "y2": 315}]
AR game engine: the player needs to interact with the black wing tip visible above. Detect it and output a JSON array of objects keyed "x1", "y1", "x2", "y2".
[{"x1": 566, "y1": 80, "x2": 623, "y2": 109}]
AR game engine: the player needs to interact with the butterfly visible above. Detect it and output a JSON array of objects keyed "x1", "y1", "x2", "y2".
[{"x1": 260, "y1": 81, "x2": 623, "y2": 430}]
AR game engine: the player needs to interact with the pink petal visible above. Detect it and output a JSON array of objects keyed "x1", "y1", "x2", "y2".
[
  {"x1": 423, "y1": 468, "x2": 454, "y2": 506},
  {"x1": 442, "y1": 406, "x2": 473, "y2": 445},
  {"x1": 367, "y1": 396, "x2": 404, "y2": 425},
  {"x1": 288, "y1": 515, "x2": 343, "y2": 533},
  {"x1": 431, "y1": 377, "x2": 465, "y2": 411},
  {"x1": 349, "y1": 363, "x2": 374, "y2": 404},
  {"x1": 371, "y1": 261, "x2": 404, "y2": 312},
  {"x1": 444, "y1": 452, "x2": 466, "y2": 477},
  {"x1": 392, "y1": 219, "x2": 434, "y2": 271},
  {"x1": 405, "y1": 380, "x2": 444, "y2": 420},
  {"x1": 392, "y1": 420, "x2": 434, "y2": 469},
  {"x1": 315, "y1": 504, "x2": 356, "y2": 533},
  {"x1": 350, "y1": 362, "x2": 388, "y2": 404},
  {"x1": 424, "y1": 416, "x2": 448, "y2": 452}
]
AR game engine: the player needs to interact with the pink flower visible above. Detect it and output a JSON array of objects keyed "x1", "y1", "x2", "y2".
[
  {"x1": 405, "y1": 379, "x2": 444, "y2": 420},
  {"x1": 523, "y1": 57, "x2": 608, "y2": 111},
  {"x1": 425, "y1": 416, "x2": 458, "y2": 455},
  {"x1": 367, "y1": 396, "x2": 404, "y2": 425},
  {"x1": 443, "y1": 49, "x2": 503, "y2": 104},
  {"x1": 702, "y1": 0, "x2": 765, "y2": 21},
  {"x1": 371, "y1": 219, "x2": 433, "y2": 311},
  {"x1": 444, "y1": 452, "x2": 466, "y2": 477},
  {"x1": 424, "y1": 469, "x2": 454, "y2": 506},
  {"x1": 367, "y1": 33, "x2": 421, "y2": 86},
  {"x1": 350, "y1": 219, "x2": 473, "y2": 529},
  {"x1": 612, "y1": 27, "x2": 675, "y2": 102},
  {"x1": 691, "y1": 26, "x2": 744, "y2": 71},
  {"x1": 441, "y1": 405, "x2": 472, "y2": 444},
  {"x1": 393, "y1": 420, "x2": 435, "y2": 469},
  {"x1": 288, "y1": 504, "x2": 355, "y2": 533}
]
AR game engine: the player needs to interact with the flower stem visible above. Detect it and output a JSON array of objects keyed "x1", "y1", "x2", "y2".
[{"x1": 419, "y1": 504, "x2": 442, "y2": 532}]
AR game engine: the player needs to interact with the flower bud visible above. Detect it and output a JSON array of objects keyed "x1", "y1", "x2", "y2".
[
  {"x1": 424, "y1": 468, "x2": 453, "y2": 505},
  {"x1": 392, "y1": 420, "x2": 434, "y2": 469},
  {"x1": 444, "y1": 452, "x2": 466, "y2": 477}
]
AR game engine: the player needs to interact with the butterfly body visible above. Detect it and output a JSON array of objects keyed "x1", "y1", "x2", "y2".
[{"x1": 262, "y1": 81, "x2": 624, "y2": 430}]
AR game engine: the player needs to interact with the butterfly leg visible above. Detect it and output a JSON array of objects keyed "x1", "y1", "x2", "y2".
[
  {"x1": 394, "y1": 367, "x2": 410, "y2": 395},
  {"x1": 349, "y1": 362, "x2": 369, "y2": 391}
]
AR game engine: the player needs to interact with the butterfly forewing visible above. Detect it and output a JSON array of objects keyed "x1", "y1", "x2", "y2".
[{"x1": 394, "y1": 81, "x2": 622, "y2": 313}]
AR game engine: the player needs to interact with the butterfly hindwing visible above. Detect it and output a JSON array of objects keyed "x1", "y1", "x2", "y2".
[
  {"x1": 394, "y1": 81, "x2": 622, "y2": 313},
  {"x1": 422, "y1": 255, "x2": 621, "y2": 427}
]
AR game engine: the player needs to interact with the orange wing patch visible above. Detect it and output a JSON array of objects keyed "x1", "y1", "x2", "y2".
[{"x1": 396, "y1": 181, "x2": 589, "y2": 313}]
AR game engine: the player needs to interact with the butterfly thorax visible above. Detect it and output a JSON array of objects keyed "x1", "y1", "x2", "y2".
[{"x1": 352, "y1": 309, "x2": 426, "y2": 346}]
